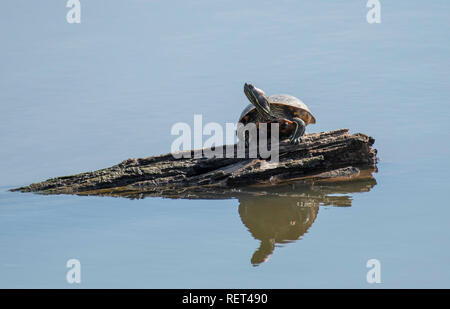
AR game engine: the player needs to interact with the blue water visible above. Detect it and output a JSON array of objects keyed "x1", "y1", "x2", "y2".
[{"x1": 1, "y1": 1, "x2": 449, "y2": 288}]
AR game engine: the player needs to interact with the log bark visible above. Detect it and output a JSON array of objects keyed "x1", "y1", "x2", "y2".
[{"x1": 11, "y1": 129, "x2": 378, "y2": 198}]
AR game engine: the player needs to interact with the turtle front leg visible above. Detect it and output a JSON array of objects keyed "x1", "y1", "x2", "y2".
[{"x1": 289, "y1": 117, "x2": 306, "y2": 145}]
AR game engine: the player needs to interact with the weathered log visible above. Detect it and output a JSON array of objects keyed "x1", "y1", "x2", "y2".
[{"x1": 11, "y1": 129, "x2": 378, "y2": 198}]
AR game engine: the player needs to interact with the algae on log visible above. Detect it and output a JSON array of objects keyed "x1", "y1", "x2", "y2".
[{"x1": 11, "y1": 129, "x2": 378, "y2": 198}]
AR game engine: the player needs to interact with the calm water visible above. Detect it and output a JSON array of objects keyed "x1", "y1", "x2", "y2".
[{"x1": 1, "y1": 1, "x2": 449, "y2": 288}]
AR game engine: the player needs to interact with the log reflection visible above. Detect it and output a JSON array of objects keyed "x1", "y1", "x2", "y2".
[{"x1": 237, "y1": 168, "x2": 376, "y2": 266}]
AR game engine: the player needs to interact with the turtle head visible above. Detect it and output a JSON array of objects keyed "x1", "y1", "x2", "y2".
[{"x1": 244, "y1": 83, "x2": 273, "y2": 119}]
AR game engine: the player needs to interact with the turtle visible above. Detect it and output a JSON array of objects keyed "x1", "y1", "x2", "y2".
[{"x1": 238, "y1": 83, "x2": 316, "y2": 144}]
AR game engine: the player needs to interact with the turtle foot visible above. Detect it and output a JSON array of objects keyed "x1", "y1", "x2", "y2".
[{"x1": 290, "y1": 137, "x2": 302, "y2": 145}]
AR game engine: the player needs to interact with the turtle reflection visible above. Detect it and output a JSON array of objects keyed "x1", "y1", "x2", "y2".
[
  {"x1": 239, "y1": 196, "x2": 318, "y2": 265},
  {"x1": 237, "y1": 169, "x2": 377, "y2": 266}
]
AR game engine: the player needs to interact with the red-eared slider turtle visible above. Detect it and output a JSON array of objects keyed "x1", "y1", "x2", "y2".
[{"x1": 239, "y1": 83, "x2": 316, "y2": 144}]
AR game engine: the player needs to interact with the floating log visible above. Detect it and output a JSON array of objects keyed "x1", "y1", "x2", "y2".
[{"x1": 11, "y1": 128, "x2": 378, "y2": 198}]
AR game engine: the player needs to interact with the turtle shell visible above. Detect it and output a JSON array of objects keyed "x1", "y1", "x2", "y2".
[{"x1": 239, "y1": 94, "x2": 316, "y2": 126}]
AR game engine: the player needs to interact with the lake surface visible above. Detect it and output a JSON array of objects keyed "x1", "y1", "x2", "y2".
[{"x1": 0, "y1": 1, "x2": 449, "y2": 288}]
